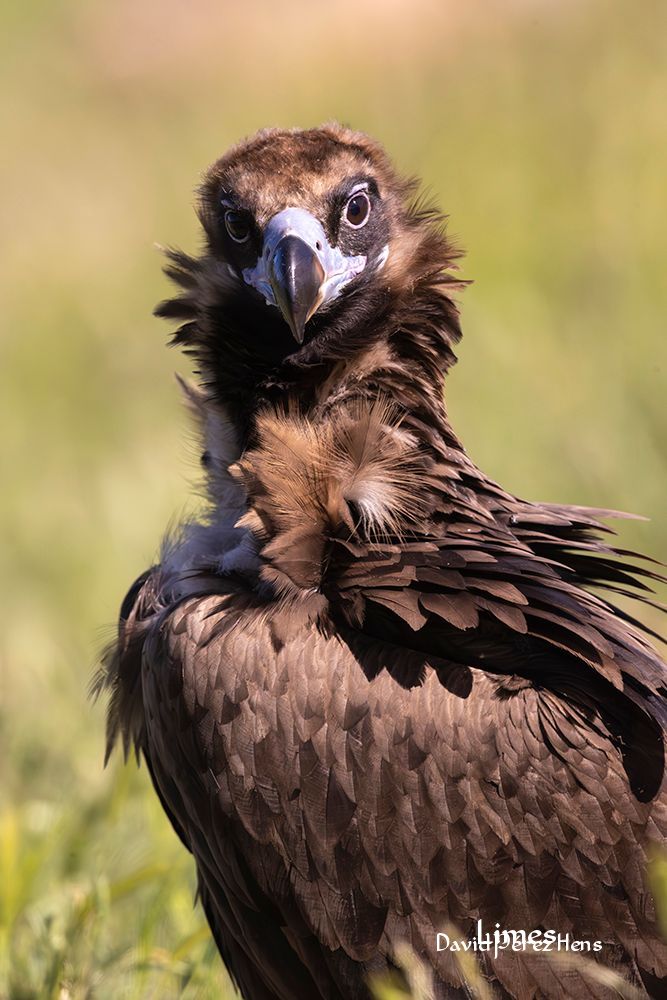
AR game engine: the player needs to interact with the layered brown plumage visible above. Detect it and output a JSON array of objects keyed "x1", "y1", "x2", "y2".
[{"x1": 100, "y1": 124, "x2": 667, "y2": 999}]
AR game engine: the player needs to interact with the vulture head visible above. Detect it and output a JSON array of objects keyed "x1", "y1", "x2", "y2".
[{"x1": 159, "y1": 124, "x2": 464, "y2": 420}]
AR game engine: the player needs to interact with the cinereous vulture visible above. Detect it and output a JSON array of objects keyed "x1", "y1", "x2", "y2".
[{"x1": 100, "y1": 125, "x2": 667, "y2": 999}]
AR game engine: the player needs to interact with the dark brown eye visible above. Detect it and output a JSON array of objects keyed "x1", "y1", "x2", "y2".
[
  {"x1": 224, "y1": 210, "x2": 251, "y2": 243},
  {"x1": 344, "y1": 191, "x2": 371, "y2": 229}
]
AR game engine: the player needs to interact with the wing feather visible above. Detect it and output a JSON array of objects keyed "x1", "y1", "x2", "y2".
[{"x1": 126, "y1": 587, "x2": 667, "y2": 998}]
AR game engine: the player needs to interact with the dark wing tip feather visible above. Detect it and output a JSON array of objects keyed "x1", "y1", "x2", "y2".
[{"x1": 97, "y1": 568, "x2": 159, "y2": 763}]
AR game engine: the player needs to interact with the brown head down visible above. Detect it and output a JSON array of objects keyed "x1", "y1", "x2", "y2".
[{"x1": 157, "y1": 123, "x2": 466, "y2": 435}]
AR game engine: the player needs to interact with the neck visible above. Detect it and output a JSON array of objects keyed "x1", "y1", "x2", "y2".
[{"x1": 208, "y1": 280, "x2": 464, "y2": 457}]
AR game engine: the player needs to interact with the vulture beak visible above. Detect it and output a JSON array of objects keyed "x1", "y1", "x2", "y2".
[
  {"x1": 269, "y1": 235, "x2": 325, "y2": 344},
  {"x1": 242, "y1": 208, "x2": 367, "y2": 344}
]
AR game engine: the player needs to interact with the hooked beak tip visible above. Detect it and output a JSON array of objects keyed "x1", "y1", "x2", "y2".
[{"x1": 288, "y1": 318, "x2": 305, "y2": 345}]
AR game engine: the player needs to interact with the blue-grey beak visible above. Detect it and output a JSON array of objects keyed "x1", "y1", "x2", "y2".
[{"x1": 242, "y1": 208, "x2": 367, "y2": 344}]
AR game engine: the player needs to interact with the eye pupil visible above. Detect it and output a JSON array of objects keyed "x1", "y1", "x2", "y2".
[
  {"x1": 224, "y1": 209, "x2": 251, "y2": 243},
  {"x1": 345, "y1": 192, "x2": 370, "y2": 228}
]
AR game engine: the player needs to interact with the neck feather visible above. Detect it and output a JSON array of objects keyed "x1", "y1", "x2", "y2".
[
  {"x1": 231, "y1": 283, "x2": 463, "y2": 455},
  {"x1": 157, "y1": 246, "x2": 465, "y2": 454}
]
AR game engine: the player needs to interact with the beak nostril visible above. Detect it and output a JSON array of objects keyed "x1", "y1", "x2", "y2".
[{"x1": 316, "y1": 241, "x2": 322, "y2": 252}]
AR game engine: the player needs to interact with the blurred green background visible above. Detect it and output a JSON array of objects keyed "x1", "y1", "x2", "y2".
[{"x1": 1, "y1": 1, "x2": 665, "y2": 996}]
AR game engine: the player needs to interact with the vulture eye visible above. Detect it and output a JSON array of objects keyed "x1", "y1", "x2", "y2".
[
  {"x1": 224, "y1": 210, "x2": 251, "y2": 243},
  {"x1": 344, "y1": 191, "x2": 371, "y2": 229}
]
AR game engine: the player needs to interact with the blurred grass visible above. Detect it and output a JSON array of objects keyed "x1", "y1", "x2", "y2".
[{"x1": 1, "y1": 0, "x2": 665, "y2": 995}]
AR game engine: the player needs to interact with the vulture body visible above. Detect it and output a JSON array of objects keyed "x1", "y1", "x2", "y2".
[{"x1": 102, "y1": 125, "x2": 667, "y2": 999}]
